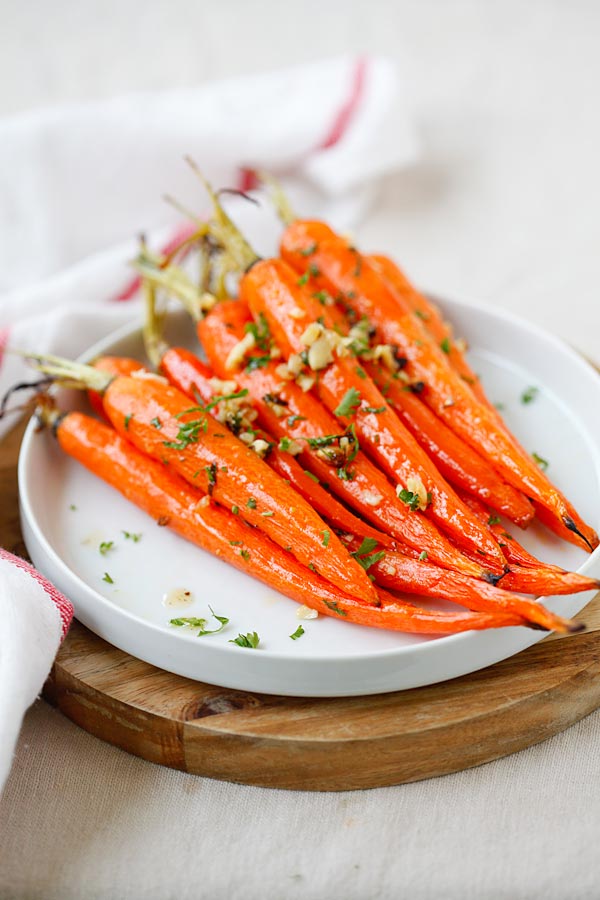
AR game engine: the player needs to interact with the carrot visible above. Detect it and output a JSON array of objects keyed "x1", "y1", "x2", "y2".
[
  {"x1": 279, "y1": 223, "x2": 599, "y2": 552},
  {"x1": 42, "y1": 406, "x2": 525, "y2": 635},
  {"x1": 89, "y1": 356, "x2": 143, "y2": 419},
  {"x1": 198, "y1": 301, "x2": 501, "y2": 582},
  {"x1": 27, "y1": 354, "x2": 378, "y2": 604},
  {"x1": 158, "y1": 345, "x2": 392, "y2": 547},
  {"x1": 341, "y1": 538, "x2": 582, "y2": 633},
  {"x1": 239, "y1": 257, "x2": 508, "y2": 574},
  {"x1": 457, "y1": 489, "x2": 600, "y2": 596},
  {"x1": 369, "y1": 253, "x2": 489, "y2": 405},
  {"x1": 365, "y1": 359, "x2": 534, "y2": 526}
]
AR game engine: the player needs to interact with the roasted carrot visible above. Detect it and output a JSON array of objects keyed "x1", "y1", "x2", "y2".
[
  {"x1": 89, "y1": 356, "x2": 143, "y2": 419},
  {"x1": 158, "y1": 345, "x2": 392, "y2": 547},
  {"x1": 279, "y1": 223, "x2": 599, "y2": 552},
  {"x1": 369, "y1": 253, "x2": 489, "y2": 405},
  {"x1": 27, "y1": 354, "x2": 378, "y2": 604},
  {"x1": 198, "y1": 301, "x2": 500, "y2": 582},
  {"x1": 365, "y1": 359, "x2": 534, "y2": 526},
  {"x1": 457, "y1": 489, "x2": 599, "y2": 596},
  {"x1": 42, "y1": 406, "x2": 526, "y2": 635},
  {"x1": 239, "y1": 257, "x2": 508, "y2": 573},
  {"x1": 340, "y1": 538, "x2": 581, "y2": 632}
]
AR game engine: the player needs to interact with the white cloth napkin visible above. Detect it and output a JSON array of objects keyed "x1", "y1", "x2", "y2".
[{"x1": 0, "y1": 55, "x2": 417, "y2": 790}]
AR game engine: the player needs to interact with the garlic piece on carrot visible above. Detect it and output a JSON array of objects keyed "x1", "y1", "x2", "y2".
[
  {"x1": 361, "y1": 491, "x2": 383, "y2": 507},
  {"x1": 225, "y1": 331, "x2": 255, "y2": 370},
  {"x1": 406, "y1": 475, "x2": 429, "y2": 511},
  {"x1": 308, "y1": 334, "x2": 335, "y2": 370},
  {"x1": 287, "y1": 354, "x2": 304, "y2": 377},
  {"x1": 301, "y1": 323, "x2": 323, "y2": 346},
  {"x1": 296, "y1": 374, "x2": 315, "y2": 392},
  {"x1": 196, "y1": 495, "x2": 210, "y2": 510},
  {"x1": 131, "y1": 369, "x2": 169, "y2": 384},
  {"x1": 250, "y1": 438, "x2": 272, "y2": 459},
  {"x1": 289, "y1": 307, "x2": 306, "y2": 320}
]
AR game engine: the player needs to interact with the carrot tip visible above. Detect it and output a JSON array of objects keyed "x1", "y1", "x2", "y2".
[
  {"x1": 567, "y1": 620, "x2": 586, "y2": 634},
  {"x1": 482, "y1": 571, "x2": 503, "y2": 586},
  {"x1": 563, "y1": 515, "x2": 595, "y2": 552},
  {"x1": 528, "y1": 622, "x2": 551, "y2": 632}
]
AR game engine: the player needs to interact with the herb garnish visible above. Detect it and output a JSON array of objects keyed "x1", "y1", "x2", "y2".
[
  {"x1": 334, "y1": 387, "x2": 362, "y2": 417},
  {"x1": 397, "y1": 489, "x2": 422, "y2": 511},
  {"x1": 300, "y1": 243, "x2": 317, "y2": 257},
  {"x1": 99, "y1": 541, "x2": 114, "y2": 556},
  {"x1": 246, "y1": 497, "x2": 257, "y2": 509},
  {"x1": 303, "y1": 470, "x2": 319, "y2": 483},
  {"x1": 364, "y1": 405, "x2": 386, "y2": 414},
  {"x1": 203, "y1": 388, "x2": 249, "y2": 412},
  {"x1": 487, "y1": 516, "x2": 501, "y2": 526},
  {"x1": 350, "y1": 537, "x2": 386, "y2": 572},
  {"x1": 69, "y1": 504, "x2": 77, "y2": 511},
  {"x1": 287, "y1": 415, "x2": 307, "y2": 428},
  {"x1": 418, "y1": 550, "x2": 428, "y2": 561},
  {"x1": 440, "y1": 338, "x2": 451, "y2": 354},
  {"x1": 245, "y1": 355, "x2": 271, "y2": 373},
  {"x1": 229, "y1": 632, "x2": 260, "y2": 649},
  {"x1": 150, "y1": 417, "x2": 162, "y2": 429},
  {"x1": 204, "y1": 463, "x2": 218, "y2": 495},
  {"x1": 290, "y1": 625, "x2": 305, "y2": 640},
  {"x1": 240, "y1": 549, "x2": 251, "y2": 561},
  {"x1": 102, "y1": 572, "x2": 114, "y2": 584},
  {"x1": 124, "y1": 414, "x2": 132, "y2": 430},
  {"x1": 323, "y1": 599, "x2": 348, "y2": 616},
  {"x1": 170, "y1": 607, "x2": 229, "y2": 637},
  {"x1": 521, "y1": 386, "x2": 538, "y2": 404},
  {"x1": 244, "y1": 313, "x2": 270, "y2": 351},
  {"x1": 122, "y1": 531, "x2": 142, "y2": 542},
  {"x1": 163, "y1": 415, "x2": 208, "y2": 450},
  {"x1": 321, "y1": 529, "x2": 330, "y2": 547},
  {"x1": 532, "y1": 452, "x2": 549, "y2": 471}
]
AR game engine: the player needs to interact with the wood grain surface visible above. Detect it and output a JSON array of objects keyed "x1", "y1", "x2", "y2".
[{"x1": 3, "y1": 419, "x2": 600, "y2": 791}]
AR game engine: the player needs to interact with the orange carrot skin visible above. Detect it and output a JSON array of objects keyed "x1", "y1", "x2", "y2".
[
  {"x1": 159, "y1": 345, "x2": 392, "y2": 547},
  {"x1": 363, "y1": 546, "x2": 576, "y2": 632},
  {"x1": 280, "y1": 225, "x2": 598, "y2": 552},
  {"x1": 199, "y1": 302, "x2": 492, "y2": 580},
  {"x1": 89, "y1": 356, "x2": 144, "y2": 419},
  {"x1": 56, "y1": 412, "x2": 520, "y2": 634},
  {"x1": 366, "y1": 360, "x2": 535, "y2": 527},
  {"x1": 101, "y1": 374, "x2": 378, "y2": 604},
  {"x1": 241, "y1": 259, "x2": 507, "y2": 573},
  {"x1": 369, "y1": 253, "x2": 489, "y2": 405}
]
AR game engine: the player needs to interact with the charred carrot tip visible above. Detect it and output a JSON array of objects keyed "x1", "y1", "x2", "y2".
[
  {"x1": 564, "y1": 515, "x2": 595, "y2": 552},
  {"x1": 567, "y1": 621, "x2": 586, "y2": 634},
  {"x1": 482, "y1": 571, "x2": 503, "y2": 586}
]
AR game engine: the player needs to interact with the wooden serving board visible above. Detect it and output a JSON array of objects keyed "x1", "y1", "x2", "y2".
[{"x1": 3, "y1": 420, "x2": 600, "y2": 791}]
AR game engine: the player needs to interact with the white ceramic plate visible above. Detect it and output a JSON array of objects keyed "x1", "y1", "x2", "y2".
[{"x1": 18, "y1": 300, "x2": 600, "y2": 697}]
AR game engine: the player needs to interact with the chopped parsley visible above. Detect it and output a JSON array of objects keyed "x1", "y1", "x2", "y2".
[
  {"x1": 364, "y1": 405, "x2": 386, "y2": 414},
  {"x1": 300, "y1": 243, "x2": 317, "y2": 257},
  {"x1": 69, "y1": 504, "x2": 77, "y2": 511},
  {"x1": 297, "y1": 271, "x2": 310, "y2": 286},
  {"x1": 355, "y1": 366, "x2": 367, "y2": 379},
  {"x1": 246, "y1": 498, "x2": 257, "y2": 509},
  {"x1": 122, "y1": 531, "x2": 142, "y2": 542},
  {"x1": 313, "y1": 290, "x2": 332, "y2": 305},
  {"x1": 303, "y1": 470, "x2": 319, "y2": 483},
  {"x1": 244, "y1": 313, "x2": 270, "y2": 351},
  {"x1": 334, "y1": 387, "x2": 362, "y2": 417},
  {"x1": 102, "y1": 572, "x2": 114, "y2": 584},
  {"x1": 204, "y1": 463, "x2": 218, "y2": 495},
  {"x1": 99, "y1": 541, "x2": 114, "y2": 556},
  {"x1": 245, "y1": 355, "x2": 271, "y2": 373},
  {"x1": 521, "y1": 386, "x2": 538, "y2": 404},
  {"x1": 494, "y1": 402, "x2": 506, "y2": 411},
  {"x1": 287, "y1": 415, "x2": 307, "y2": 428},
  {"x1": 231, "y1": 505, "x2": 239, "y2": 515},
  {"x1": 351, "y1": 538, "x2": 385, "y2": 572},
  {"x1": 532, "y1": 452, "x2": 549, "y2": 471},
  {"x1": 418, "y1": 550, "x2": 428, "y2": 561},
  {"x1": 163, "y1": 416, "x2": 208, "y2": 450},
  {"x1": 124, "y1": 414, "x2": 132, "y2": 430},
  {"x1": 203, "y1": 388, "x2": 249, "y2": 412},
  {"x1": 323, "y1": 599, "x2": 348, "y2": 616},
  {"x1": 397, "y1": 489, "x2": 422, "y2": 511},
  {"x1": 150, "y1": 417, "x2": 162, "y2": 429},
  {"x1": 440, "y1": 337, "x2": 451, "y2": 354},
  {"x1": 487, "y1": 515, "x2": 501, "y2": 526},
  {"x1": 229, "y1": 631, "x2": 260, "y2": 649},
  {"x1": 240, "y1": 549, "x2": 251, "y2": 561},
  {"x1": 321, "y1": 529, "x2": 330, "y2": 548},
  {"x1": 170, "y1": 607, "x2": 229, "y2": 636},
  {"x1": 414, "y1": 310, "x2": 429, "y2": 321},
  {"x1": 290, "y1": 625, "x2": 305, "y2": 640}
]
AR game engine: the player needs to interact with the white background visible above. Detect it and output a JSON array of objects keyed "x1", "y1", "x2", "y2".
[{"x1": 1, "y1": 2, "x2": 599, "y2": 898}]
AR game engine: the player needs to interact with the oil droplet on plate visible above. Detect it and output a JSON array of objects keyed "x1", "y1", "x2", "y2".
[{"x1": 162, "y1": 587, "x2": 194, "y2": 609}]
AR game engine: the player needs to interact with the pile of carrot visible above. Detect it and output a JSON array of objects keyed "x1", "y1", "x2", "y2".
[{"x1": 25, "y1": 175, "x2": 600, "y2": 638}]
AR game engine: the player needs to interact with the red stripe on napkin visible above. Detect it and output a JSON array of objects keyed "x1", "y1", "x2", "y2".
[
  {"x1": 0, "y1": 326, "x2": 10, "y2": 373},
  {"x1": 317, "y1": 56, "x2": 367, "y2": 150},
  {"x1": 0, "y1": 548, "x2": 73, "y2": 639}
]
